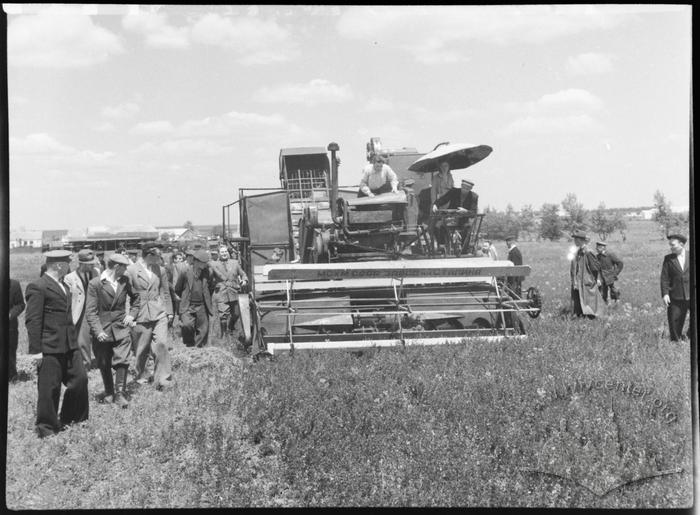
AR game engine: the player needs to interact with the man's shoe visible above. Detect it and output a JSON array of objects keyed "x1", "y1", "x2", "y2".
[
  {"x1": 114, "y1": 367, "x2": 129, "y2": 408},
  {"x1": 155, "y1": 378, "x2": 174, "y2": 391}
]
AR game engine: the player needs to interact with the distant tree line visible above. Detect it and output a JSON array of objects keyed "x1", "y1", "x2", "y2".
[{"x1": 480, "y1": 190, "x2": 687, "y2": 242}]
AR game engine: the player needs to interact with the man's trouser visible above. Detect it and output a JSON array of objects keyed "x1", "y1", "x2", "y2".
[
  {"x1": 9, "y1": 326, "x2": 18, "y2": 381},
  {"x1": 93, "y1": 334, "x2": 132, "y2": 371},
  {"x1": 667, "y1": 299, "x2": 689, "y2": 342},
  {"x1": 76, "y1": 313, "x2": 93, "y2": 370},
  {"x1": 180, "y1": 304, "x2": 210, "y2": 348},
  {"x1": 131, "y1": 318, "x2": 172, "y2": 386},
  {"x1": 36, "y1": 350, "x2": 89, "y2": 438},
  {"x1": 357, "y1": 181, "x2": 392, "y2": 198},
  {"x1": 600, "y1": 282, "x2": 620, "y2": 303}
]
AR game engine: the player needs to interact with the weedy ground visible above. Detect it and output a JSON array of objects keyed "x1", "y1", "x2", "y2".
[{"x1": 5, "y1": 221, "x2": 694, "y2": 508}]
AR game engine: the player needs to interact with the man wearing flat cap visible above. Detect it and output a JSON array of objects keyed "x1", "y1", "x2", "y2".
[
  {"x1": 25, "y1": 250, "x2": 89, "y2": 437},
  {"x1": 125, "y1": 242, "x2": 174, "y2": 390},
  {"x1": 595, "y1": 241, "x2": 624, "y2": 305},
  {"x1": 431, "y1": 179, "x2": 479, "y2": 251},
  {"x1": 569, "y1": 229, "x2": 605, "y2": 318},
  {"x1": 64, "y1": 249, "x2": 101, "y2": 370},
  {"x1": 175, "y1": 249, "x2": 213, "y2": 347},
  {"x1": 86, "y1": 253, "x2": 139, "y2": 407},
  {"x1": 660, "y1": 234, "x2": 690, "y2": 341}
]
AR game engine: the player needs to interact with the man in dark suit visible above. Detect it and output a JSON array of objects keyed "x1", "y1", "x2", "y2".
[
  {"x1": 85, "y1": 253, "x2": 139, "y2": 407},
  {"x1": 660, "y1": 233, "x2": 690, "y2": 341},
  {"x1": 596, "y1": 241, "x2": 624, "y2": 304},
  {"x1": 175, "y1": 249, "x2": 213, "y2": 348},
  {"x1": 505, "y1": 235, "x2": 523, "y2": 296},
  {"x1": 209, "y1": 245, "x2": 248, "y2": 339},
  {"x1": 431, "y1": 179, "x2": 479, "y2": 248},
  {"x1": 8, "y1": 278, "x2": 26, "y2": 382},
  {"x1": 25, "y1": 250, "x2": 89, "y2": 437}
]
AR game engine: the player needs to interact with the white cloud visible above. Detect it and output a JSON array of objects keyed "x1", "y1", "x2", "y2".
[
  {"x1": 254, "y1": 79, "x2": 353, "y2": 106},
  {"x1": 500, "y1": 114, "x2": 600, "y2": 136},
  {"x1": 190, "y1": 13, "x2": 297, "y2": 64},
  {"x1": 133, "y1": 139, "x2": 233, "y2": 157},
  {"x1": 566, "y1": 52, "x2": 614, "y2": 75},
  {"x1": 101, "y1": 101, "x2": 141, "y2": 119},
  {"x1": 129, "y1": 120, "x2": 175, "y2": 136},
  {"x1": 8, "y1": 7, "x2": 124, "y2": 68},
  {"x1": 122, "y1": 10, "x2": 190, "y2": 49},
  {"x1": 10, "y1": 133, "x2": 115, "y2": 166},
  {"x1": 337, "y1": 6, "x2": 624, "y2": 64},
  {"x1": 538, "y1": 89, "x2": 604, "y2": 111}
]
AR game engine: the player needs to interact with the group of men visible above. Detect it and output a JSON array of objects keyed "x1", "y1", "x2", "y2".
[{"x1": 11, "y1": 240, "x2": 248, "y2": 438}]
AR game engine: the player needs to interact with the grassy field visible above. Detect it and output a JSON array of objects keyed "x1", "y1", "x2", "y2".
[{"x1": 5, "y1": 220, "x2": 695, "y2": 508}]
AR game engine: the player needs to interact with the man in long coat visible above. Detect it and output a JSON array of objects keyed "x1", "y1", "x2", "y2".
[
  {"x1": 25, "y1": 250, "x2": 89, "y2": 437},
  {"x1": 125, "y1": 243, "x2": 173, "y2": 390},
  {"x1": 569, "y1": 229, "x2": 605, "y2": 319},
  {"x1": 63, "y1": 249, "x2": 100, "y2": 370},
  {"x1": 660, "y1": 233, "x2": 690, "y2": 341},
  {"x1": 175, "y1": 249, "x2": 213, "y2": 347},
  {"x1": 86, "y1": 253, "x2": 139, "y2": 407}
]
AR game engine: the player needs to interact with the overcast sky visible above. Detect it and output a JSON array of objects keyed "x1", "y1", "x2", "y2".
[{"x1": 6, "y1": 4, "x2": 691, "y2": 231}]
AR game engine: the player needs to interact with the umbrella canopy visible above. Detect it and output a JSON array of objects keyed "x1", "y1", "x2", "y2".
[{"x1": 408, "y1": 143, "x2": 493, "y2": 174}]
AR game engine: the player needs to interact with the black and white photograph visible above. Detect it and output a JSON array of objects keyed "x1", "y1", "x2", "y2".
[{"x1": 3, "y1": 4, "x2": 694, "y2": 508}]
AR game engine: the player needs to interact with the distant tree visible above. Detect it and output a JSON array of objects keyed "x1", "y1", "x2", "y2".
[
  {"x1": 482, "y1": 207, "x2": 520, "y2": 241},
  {"x1": 161, "y1": 231, "x2": 175, "y2": 242},
  {"x1": 183, "y1": 220, "x2": 194, "y2": 232},
  {"x1": 590, "y1": 203, "x2": 617, "y2": 241},
  {"x1": 519, "y1": 204, "x2": 537, "y2": 241},
  {"x1": 652, "y1": 190, "x2": 687, "y2": 237},
  {"x1": 539, "y1": 203, "x2": 563, "y2": 241},
  {"x1": 504, "y1": 204, "x2": 520, "y2": 238},
  {"x1": 561, "y1": 193, "x2": 588, "y2": 232},
  {"x1": 611, "y1": 211, "x2": 628, "y2": 241},
  {"x1": 211, "y1": 225, "x2": 223, "y2": 238}
]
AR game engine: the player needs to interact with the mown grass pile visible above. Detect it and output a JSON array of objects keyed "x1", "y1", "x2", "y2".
[{"x1": 6, "y1": 221, "x2": 694, "y2": 507}]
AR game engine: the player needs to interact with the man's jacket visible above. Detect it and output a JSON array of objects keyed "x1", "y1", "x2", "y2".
[
  {"x1": 660, "y1": 252, "x2": 690, "y2": 301},
  {"x1": 24, "y1": 275, "x2": 77, "y2": 354},
  {"x1": 85, "y1": 275, "x2": 140, "y2": 342}
]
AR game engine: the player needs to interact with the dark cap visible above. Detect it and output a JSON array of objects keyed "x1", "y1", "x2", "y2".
[
  {"x1": 595, "y1": 241, "x2": 607, "y2": 247},
  {"x1": 141, "y1": 242, "x2": 160, "y2": 255},
  {"x1": 194, "y1": 249, "x2": 210, "y2": 263},
  {"x1": 571, "y1": 229, "x2": 588, "y2": 240},
  {"x1": 185, "y1": 249, "x2": 195, "y2": 257},
  {"x1": 505, "y1": 235, "x2": 517, "y2": 242},
  {"x1": 44, "y1": 249, "x2": 72, "y2": 263},
  {"x1": 108, "y1": 253, "x2": 130, "y2": 266},
  {"x1": 667, "y1": 233, "x2": 687, "y2": 244},
  {"x1": 77, "y1": 249, "x2": 97, "y2": 263},
  {"x1": 127, "y1": 248, "x2": 139, "y2": 255}
]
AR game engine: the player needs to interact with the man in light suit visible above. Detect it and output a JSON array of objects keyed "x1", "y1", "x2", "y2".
[
  {"x1": 25, "y1": 250, "x2": 89, "y2": 437},
  {"x1": 660, "y1": 233, "x2": 690, "y2": 342},
  {"x1": 86, "y1": 253, "x2": 139, "y2": 407},
  {"x1": 63, "y1": 249, "x2": 100, "y2": 370},
  {"x1": 125, "y1": 242, "x2": 174, "y2": 390}
]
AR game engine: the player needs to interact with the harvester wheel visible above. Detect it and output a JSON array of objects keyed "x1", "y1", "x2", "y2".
[{"x1": 526, "y1": 287, "x2": 543, "y2": 318}]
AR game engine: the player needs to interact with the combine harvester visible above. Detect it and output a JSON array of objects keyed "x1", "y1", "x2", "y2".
[{"x1": 222, "y1": 138, "x2": 542, "y2": 356}]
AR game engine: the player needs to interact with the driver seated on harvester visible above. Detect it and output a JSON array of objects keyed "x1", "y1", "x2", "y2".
[
  {"x1": 357, "y1": 154, "x2": 399, "y2": 197},
  {"x1": 430, "y1": 179, "x2": 479, "y2": 247}
]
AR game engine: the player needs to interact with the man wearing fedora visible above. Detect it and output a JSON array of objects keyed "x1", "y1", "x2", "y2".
[
  {"x1": 126, "y1": 242, "x2": 174, "y2": 390},
  {"x1": 64, "y1": 249, "x2": 101, "y2": 370},
  {"x1": 660, "y1": 234, "x2": 690, "y2": 341},
  {"x1": 432, "y1": 179, "x2": 479, "y2": 250},
  {"x1": 86, "y1": 253, "x2": 139, "y2": 407},
  {"x1": 175, "y1": 249, "x2": 214, "y2": 348},
  {"x1": 595, "y1": 241, "x2": 624, "y2": 305},
  {"x1": 570, "y1": 229, "x2": 605, "y2": 319},
  {"x1": 25, "y1": 250, "x2": 89, "y2": 437}
]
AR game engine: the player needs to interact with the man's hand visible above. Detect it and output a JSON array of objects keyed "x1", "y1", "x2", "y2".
[
  {"x1": 167, "y1": 314, "x2": 174, "y2": 321},
  {"x1": 30, "y1": 353, "x2": 43, "y2": 367},
  {"x1": 97, "y1": 332, "x2": 109, "y2": 342},
  {"x1": 457, "y1": 207, "x2": 467, "y2": 213},
  {"x1": 663, "y1": 294, "x2": 671, "y2": 306},
  {"x1": 368, "y1": 192, "x2": 375, "y2": 197},
  {"x1": 596, "y1": 279, "x2": 602, "y2": 287},
  {"x1": 432, "y1": 204, "x2": 438, "y2": 213},
  {"x1": 123, "y1": 314, "x2": 135, "y2": 327}
]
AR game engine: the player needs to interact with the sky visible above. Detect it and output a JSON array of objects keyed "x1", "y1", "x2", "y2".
[{"x1": 5, "y1": 4, "x2": 692, "y2": 231}]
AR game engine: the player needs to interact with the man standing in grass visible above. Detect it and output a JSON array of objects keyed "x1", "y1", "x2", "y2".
[
  {"x1": 126, "y1": 243, "x2": 174, "y2": 390},
  {"x1": 209, "y1": 245, "x2": 248, "y2": 340},
  {"x1": 25, "y1": 250, "x2": 89, "y2": 437},
  {"x1": 595, "y1": 241, "x2": 624, "y2": 305},
  {"x1": 660, "y1": 233, "x2": 690, "y2": 342},
  {"x1": 64, "y1": 249, "x2": 100, "y2": 370},
  {"x1": 175, "y1": 249, "x2": 213, "y2": 348},
  {"x1": 505, "y1": 235, "x2": 523, "y2": 296},
  {"x1": 8, "y1": 278, "x2": 25, "y2": 382},
  {"x1": 86, "y1": 253, "x2": 139, "y2": 407},
  {"x1": 569, "y1": 229, "x2": 605, "y2": 319}
]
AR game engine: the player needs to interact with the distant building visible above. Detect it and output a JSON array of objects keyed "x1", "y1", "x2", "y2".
[
  {"x1": 10, "y1": 230, "x2": 43, "y2": 249},
  {"x1": 64, "y1": 224, "x2": 159, "y2": 250},
  {"x1": 42, "y1": 229, "x2": 69, "y2": 249},
  {"x1": 157, "y1": 227, "x2": 196, "y2": 242}
]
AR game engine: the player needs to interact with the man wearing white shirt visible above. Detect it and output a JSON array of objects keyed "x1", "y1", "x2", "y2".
[
  {"x1": 358, "y1": 154, "x2": 399, "y2": 197},
  {"x1": 660, "y1": 233, "x2": 690, "y2": 342}
]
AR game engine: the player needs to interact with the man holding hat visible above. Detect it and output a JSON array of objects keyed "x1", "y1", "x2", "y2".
[
  {"x1": 505, "y1": 235, "x2": 523, "y2": 296},
  {"x1": 595, "y1": 241, "x2": 624, "y2": 305},
  {"x1": 64, "y1": 249, "x2": 101, "y2": 370},
  {"x1": 125, "y1": 242, "x2": 174, "y2": 389},
  {"x1": 85, "y1": 253, "x2": 139, "y2": 407},
  {"x1": 25, "y1": 250, "x2": 89, "y2": 437},
  {"x1": 431, "y1": 179, "x2": 479, "y2": 249},
  {"x1": 660, "y1": 234, "x2": 690, "y2": 341},
  {"x1": 174, "y1": 249, "x2": 213, "y2": 347},
  {"x1": 569, "y1": 229, "x2": 605, "y2": 319},
  {"x1": 358, "y1": 153, "x2": 399, "y2": 197}
]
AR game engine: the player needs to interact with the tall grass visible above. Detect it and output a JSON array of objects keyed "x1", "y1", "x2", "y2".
[{"x1": 6, "y1": 221, "x2": 694, "y2": 507}]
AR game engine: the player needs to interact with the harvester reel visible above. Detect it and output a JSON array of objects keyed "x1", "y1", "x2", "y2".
[{"x1": 526, "y1": 286, "x2": 543, "y2": 318}]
